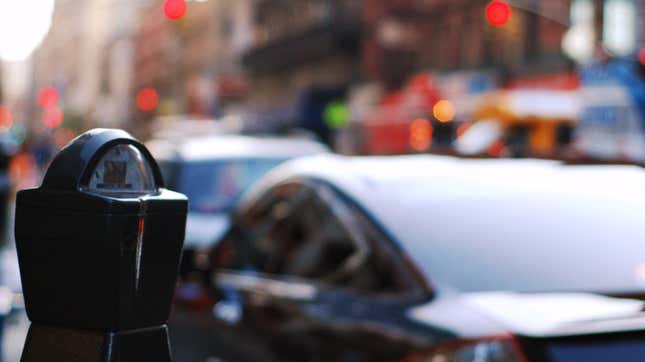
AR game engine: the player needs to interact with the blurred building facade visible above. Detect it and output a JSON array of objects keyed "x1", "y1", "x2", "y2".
[
  {"x1": 32, "y1": 0, "x2": 148, "y2": 131},
  {"x1": 238, "y1": 0, "x2": 361, "y2": 141},
  {"x1": 362, "y1": 0, "x2": 573, "y2": 90},
  {"x1": 31, "y1": 0, "x2": 85, "y2": 130},
  {"x1": 9, "y1": 0, "x2": 645, "y2": 155},
  {"x1": 132, "y1": 0, "x2": 251, "y2": 126},
  {"x1": 133, "y1": 0, "x2": 182, "y2": 125},
  {"x1": 132, "y1": 0, "x2": 361, "y2": 141}
]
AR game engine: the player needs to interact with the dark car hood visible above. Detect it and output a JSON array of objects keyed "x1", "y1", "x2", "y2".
[{"x1": 408, "y1": 292, "x2": 645, "y2": 338}]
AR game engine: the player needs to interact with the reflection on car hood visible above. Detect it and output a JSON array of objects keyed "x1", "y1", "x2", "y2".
[
  {"x1": 409, "y1": 292, "x2": 645, "y2": 338},
  {"x1": 184, "y1": 213, "x2": 230, "y2": 249},
  {"x1": 464, "y1": 292, "x2": 645, "y2": 336}
]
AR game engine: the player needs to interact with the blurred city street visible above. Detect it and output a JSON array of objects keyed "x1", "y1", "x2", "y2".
[{"x1": 1, "y1": 0, "x2": 645, "y2": 361}]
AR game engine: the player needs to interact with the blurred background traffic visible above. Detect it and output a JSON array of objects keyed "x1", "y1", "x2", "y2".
[{"x1": 0, "y1": 0, "x2": 644, "y2": 361}]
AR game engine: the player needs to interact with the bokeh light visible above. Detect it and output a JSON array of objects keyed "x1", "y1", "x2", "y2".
[
  {"x1": 43, "y1": 107, "x2": 63, "y2": 128},
  {"x1": 136, "y1": 88, "x2": 159, "y2": 111},
  {"x1": 0, "y1": 106, "x2": 13, "y2": 131},
  {"x1": 324, "y1": 101, "x2": 349, "y2": 129},
  {"x1": 486, "y1": 0, "x2": 511, "y2": 27},
  {"x1": 38, "y1": 87, "x2": 59, "y2": 109},
  {"x1": 433, "y1": 100, "x2": 456, "y2": 123},
  {"x1": 410, "y1": 118, "x2": 433, "y2": 152},
  {"x1": 164, "y1": 0, "x2": 187, "y2": 21},
  {"x1": 8, "y1": 123, "x2": 27, "y2": 147}
]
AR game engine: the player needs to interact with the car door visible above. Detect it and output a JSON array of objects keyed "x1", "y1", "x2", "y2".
[{"x1": 209, "y1": 179, "x2": 433, "y2": 362}]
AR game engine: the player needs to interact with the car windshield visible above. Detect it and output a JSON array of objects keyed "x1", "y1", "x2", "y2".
[{"x1": 168, "y1": 158, "x2": 284, "y2": 214}]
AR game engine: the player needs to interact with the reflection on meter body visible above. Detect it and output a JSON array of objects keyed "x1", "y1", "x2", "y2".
[{"x1": 14, "y1": 129, "x2": 187, "y2": 362}]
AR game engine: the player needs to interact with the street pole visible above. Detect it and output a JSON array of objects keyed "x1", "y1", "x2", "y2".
[{"x1": 593, "y1": 0, "x2": 604, "y2": 54}]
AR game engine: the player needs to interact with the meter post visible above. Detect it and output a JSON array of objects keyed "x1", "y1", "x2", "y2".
[{"x1": 14, "y1": 129, "x2": 187, "y2": 361}]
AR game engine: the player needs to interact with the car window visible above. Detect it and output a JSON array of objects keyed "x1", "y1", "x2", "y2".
[
  {"x1": 343, "y1": 202, "x2": 428, "y2": 295},
  {"x1": 168, "y1": 158, "x2": 285, "y2": 214},
  {"x1": 214, "y1": 180, "x2": 423, "y2": 295},
  {"x1": 243, "y1": 182, "x2": 358, "y2": 281}
]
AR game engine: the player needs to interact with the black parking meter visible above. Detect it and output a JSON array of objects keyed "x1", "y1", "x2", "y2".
[{"x1": 15, "y1": 129, "x2": 187, "y2": 361}]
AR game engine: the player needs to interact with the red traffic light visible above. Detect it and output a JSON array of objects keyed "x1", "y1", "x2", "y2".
[
  {"x1": 38, "y1": 87, "x2": 59, "y2": 109},
  {"x1": 43, "y1": 107, "x2": 64, "y2": 129},
  {"x1": 486, "y1": 0, "x2": 511, "y2": 27},
  {"x1": 0, "y1": 106, "x2": 13, "y2": 130},
  {"x1": 136, "y1": 88, "x2": 159, "y2": 112},
  {"x1": 164, "y1": 0, "x2": 187, "y2": 21}
]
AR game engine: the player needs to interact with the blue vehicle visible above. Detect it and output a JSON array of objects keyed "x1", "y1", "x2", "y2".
[{"x1": 147, "y1": 134, "x2": 327, "y2": 293}]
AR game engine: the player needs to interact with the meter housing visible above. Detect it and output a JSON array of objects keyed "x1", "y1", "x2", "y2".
[{"x1": 15, "y1": 129, "x2": 187, "y2": 332}]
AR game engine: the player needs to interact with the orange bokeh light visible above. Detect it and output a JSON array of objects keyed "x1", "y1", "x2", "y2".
[
  {"x1": 486, "y1": 0, "x2": 511, "y2": 27},
  {"x1": 43, "y1": 107, "x2": 64, "y2": 128},
  {"x1": 38, "y1": 87, "x2": 59, "y2": 109},
  {"x1": 164, "y1": 0, "x2": 187, "y2": 21},
  {"x1": 0, "y1": 106, "x2": 13, "y2": 131},
  {"x1": 410, "y1": 118, "x2": 433, "y2": 152},
  {"x1": 136, "y1": 88, "x2": 159, "y2": 111},
  {"x1": 433, "y1": 100, "x2": 456, "y2": 123}
]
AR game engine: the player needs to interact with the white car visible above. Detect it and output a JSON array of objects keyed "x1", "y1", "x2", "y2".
[{"x1": 203, "y1": 153, "x2": 645, "y2": 361}]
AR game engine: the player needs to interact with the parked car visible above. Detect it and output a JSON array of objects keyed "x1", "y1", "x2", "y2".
[
  {"x1": 146, "y1": 135, "x2": 328, "y2": 288},
  {"x1": 204, "y1": 154, "x2": 645, "y2": 362}
]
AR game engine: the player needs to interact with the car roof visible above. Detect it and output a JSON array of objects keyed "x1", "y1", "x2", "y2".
[
  {"x1": 146, "y1": 134, "x2": 328, "y2": 161},
  {"x1": 245, "y1": 154, "x2": 645, "y2": 293},
  {"x1": 246, "y1": 153, "x2": 640, "y2": 207}
]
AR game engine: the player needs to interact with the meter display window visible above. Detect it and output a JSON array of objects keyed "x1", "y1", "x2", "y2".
[{"x1": 82, "y1": 144, "x2": 157, "y2": 197}]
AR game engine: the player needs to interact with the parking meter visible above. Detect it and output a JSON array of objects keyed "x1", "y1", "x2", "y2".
[{"x1": 15, "y1": 129, "x2": 187, "y2": 361}]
